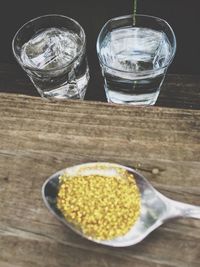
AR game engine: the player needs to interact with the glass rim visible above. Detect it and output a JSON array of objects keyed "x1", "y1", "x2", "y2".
[
  {"x1": 12, "y1": 14, "x2": 86, "y2": 73},
  {"x1": 96, "y1": 14, "x2": 177, "y2": 75}
]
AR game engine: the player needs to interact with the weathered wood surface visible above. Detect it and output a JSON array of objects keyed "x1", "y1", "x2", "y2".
[
  {"x1": 0, "y1": 93, "x2": 200, "y2": 267},
  {"x1": 0, "y1": 63, "x2": 200, "y2": 109}
]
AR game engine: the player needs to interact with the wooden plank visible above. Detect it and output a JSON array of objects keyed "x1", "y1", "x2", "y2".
[
  {"x1": 0, "y1": 93, "x2": 200, "y2": 267},
  {"x1": 156, "y1": 75, "x2": 200, "y2": 110}
]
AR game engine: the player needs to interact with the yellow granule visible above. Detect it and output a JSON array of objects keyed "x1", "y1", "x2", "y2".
[{"x1": 57, "y1": 172, "x2": 140, "y2": 240}]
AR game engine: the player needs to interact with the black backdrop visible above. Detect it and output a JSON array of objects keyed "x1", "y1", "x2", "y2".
[{"x1": 1, "y1": 0, "x2": 199, "y2": 76}]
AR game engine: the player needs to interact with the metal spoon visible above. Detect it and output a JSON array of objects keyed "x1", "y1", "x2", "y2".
[{"x1": 42, "y1": 162, "x2": 200, "y2": 247}]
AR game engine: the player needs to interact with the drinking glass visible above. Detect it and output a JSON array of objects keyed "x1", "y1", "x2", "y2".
[
  {"x1": 12, "y1": 14, "x2": 90, "y2": 100},
  {"x1": 97, "y1": 14, "x2": 176, "y2": 105}
]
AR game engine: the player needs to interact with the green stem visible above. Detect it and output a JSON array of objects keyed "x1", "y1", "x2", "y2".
[{"x1": 133, "y1": 0, "x2": 137, "y2": 26}]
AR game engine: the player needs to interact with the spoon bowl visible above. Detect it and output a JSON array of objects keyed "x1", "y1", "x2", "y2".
[{"x1": 42, "y1": 162, "x2": 200, "y2": 247}]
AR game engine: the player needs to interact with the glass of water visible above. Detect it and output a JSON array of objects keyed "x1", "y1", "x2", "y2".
[
  {"x1": 97, "y1": 14, "x2": 176, "y2": 105},
  {"x1": 12, "y1": 14, "x2": 90, "y2": 100}
]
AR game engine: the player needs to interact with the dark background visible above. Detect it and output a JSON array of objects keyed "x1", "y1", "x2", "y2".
[{"x1": 0, "y1": 0, "x2": 199, "y2": 99}]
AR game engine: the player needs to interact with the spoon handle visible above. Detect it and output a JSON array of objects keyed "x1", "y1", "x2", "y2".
[{"x1": 169, "y1": 199, "x2": 200, "y2": 219}]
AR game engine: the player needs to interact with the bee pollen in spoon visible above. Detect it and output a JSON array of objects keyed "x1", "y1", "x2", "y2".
[{"x1": 57, "y1": 171, "x2": 141, "y2": 240}]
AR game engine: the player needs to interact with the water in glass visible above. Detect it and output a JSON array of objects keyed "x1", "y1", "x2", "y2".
[
  {"x1": 99, "y1": 27, "x2": 172, "y2": 105},
  {"x1": 20, "y1": 27, "x2": 89, "y2": 99}
]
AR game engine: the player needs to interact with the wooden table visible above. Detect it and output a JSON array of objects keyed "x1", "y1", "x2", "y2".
[{"x1": 0, "y1": 63, "x2": 200, "y2": 267}]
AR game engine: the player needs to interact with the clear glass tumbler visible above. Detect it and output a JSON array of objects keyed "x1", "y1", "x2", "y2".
[
  {"x1": 12, "y1": 14, "x2": 90, "y2": 100},
  {"x1": 97, "y1": 14, "x2": 176, "y2": 105}
]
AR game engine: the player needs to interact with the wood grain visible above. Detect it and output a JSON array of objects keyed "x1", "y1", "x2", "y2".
[{"x1": 0, "y1": 93, "x2": 200, "y2": 267}]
